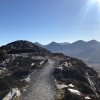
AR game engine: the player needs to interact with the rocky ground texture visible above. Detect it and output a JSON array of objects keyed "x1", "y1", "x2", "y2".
[{"x1": 0, "y1": 40, "x2": 100, "y2": 100}]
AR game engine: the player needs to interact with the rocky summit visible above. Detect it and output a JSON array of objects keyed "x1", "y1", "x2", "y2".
[
  {"x1": 0, "y1": 40, "x2": 51, "y2": 55},
  {"x1": 0, "y1": 40, "x2": 100, "y2": 100}
]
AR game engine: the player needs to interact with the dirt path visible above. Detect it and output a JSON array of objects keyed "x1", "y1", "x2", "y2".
[{"x1": 20, "y1": 59, "x2": 56, "y2": 100}]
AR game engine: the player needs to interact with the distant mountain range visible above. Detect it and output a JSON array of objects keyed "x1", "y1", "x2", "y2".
[{"x1": 35, "y1": 40, "x2": 100, "y2": 64}]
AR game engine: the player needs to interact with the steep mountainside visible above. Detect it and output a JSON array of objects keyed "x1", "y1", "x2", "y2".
[
  {"x1": 42, "y1": 40, "x2": 100, "y2": 64},
  {"x1": 0, "y1": 40, "x2": 100, "y2": 100}
]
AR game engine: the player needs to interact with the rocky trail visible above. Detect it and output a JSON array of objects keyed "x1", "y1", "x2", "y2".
[{"x1": 20, "y1": 59, "x2": 56, "y2": 100}]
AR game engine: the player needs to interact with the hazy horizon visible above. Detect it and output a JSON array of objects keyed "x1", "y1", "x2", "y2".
[
  {"x1": 0, "y1": 0, "x2": 100, "y2": 45},
  {"x1": 0, "y1": 39, "x2": 99, "y2": 46}
]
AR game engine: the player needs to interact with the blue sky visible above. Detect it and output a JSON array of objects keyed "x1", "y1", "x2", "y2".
[{"x1": 0, "y1": 0, "x2": 100, "y2": 45}]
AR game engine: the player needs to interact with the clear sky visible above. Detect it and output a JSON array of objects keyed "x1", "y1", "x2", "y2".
[{"x1": 0, "y1": 0, "x2": 100, "y2": 45}]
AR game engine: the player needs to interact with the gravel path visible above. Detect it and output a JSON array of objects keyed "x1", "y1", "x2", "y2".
[{"x1": 20, "y1": 59, "x2": 56, "y2": 100}]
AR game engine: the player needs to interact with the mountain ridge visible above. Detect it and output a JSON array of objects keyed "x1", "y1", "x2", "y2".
[
  {"x1": 0, "y1": 40, "x2": 100, "y2": 100},
  {"x1": 35, "y1": 40, "x2": 100, "y2": 64}
]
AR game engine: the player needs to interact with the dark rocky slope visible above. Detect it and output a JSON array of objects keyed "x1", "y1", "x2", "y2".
[
  {"x1": 0, "y1": 40, "x2": 50, "y2": 99},
  {"x1": 0, "y1": 40, "x2": 51, "y2": 56},
  {"x1": 53, "y1": 54, "x2": 100, "y2": 100}
]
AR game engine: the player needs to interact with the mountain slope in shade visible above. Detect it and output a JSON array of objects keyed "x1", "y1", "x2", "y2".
[{"x1": 43, "y1": 40, "x2": 100, "y2": 64}]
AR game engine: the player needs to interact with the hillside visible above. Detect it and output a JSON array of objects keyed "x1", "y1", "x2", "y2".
[
  {"x1": 0, "y1": 40, "x2": 51, "y2": 56},
  {"x1": 53, "y1": 54, "x2": 100, "y2": 100},
  {"x1": 0, "y1": 40, "x2": 100, "y2": 100}
]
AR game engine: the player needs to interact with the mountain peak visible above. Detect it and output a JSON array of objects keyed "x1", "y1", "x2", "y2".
[
  {"x1": 72, "y1": 40, "x2": 85, "y2": 44},
  {"x1": 50, "y1": 41, "x2": 58, "y2": 44},
  {"x1": 47, "y1": 42, "x2": 60, "y2": 46},
  {"x1": 88, "y1": 40, "x2": 99, "y2": 44},
  {"x1": 0, "y1": 40, "x2": 51, "y2": 55}
]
